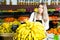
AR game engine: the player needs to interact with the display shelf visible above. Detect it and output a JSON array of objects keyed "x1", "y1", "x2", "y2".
[
  {"x1": 49, "y1": 17, "x2": 60, "y2": 20},
  {"x1": 0, "y1": 12, "x2": 59, "y2": 20},
  {"x1": 48, "y1": 11, "x2": 59, "y2": 16},
  {"x1": 0, "y1": 33, "x2": 14, "y2": 37}
]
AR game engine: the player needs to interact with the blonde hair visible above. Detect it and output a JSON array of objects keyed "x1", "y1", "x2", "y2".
[{"x1": 43, "y1": 4, "x2": 49, "y2": 20}]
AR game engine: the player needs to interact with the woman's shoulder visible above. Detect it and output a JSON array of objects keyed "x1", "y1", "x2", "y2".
[
  {"x1": 31, "y1": 12, "x2": 35, "y2": 15},
  {"x1": 31, "y1": 12, "x2": 37, "y2": 15}
]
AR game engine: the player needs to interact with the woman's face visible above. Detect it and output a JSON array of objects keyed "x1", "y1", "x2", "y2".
[{"x1": 38, "y1": 4, "x2": 44, "y2": 14}]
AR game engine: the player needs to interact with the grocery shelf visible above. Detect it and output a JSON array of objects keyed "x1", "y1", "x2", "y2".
[
  {"x1": 48, "y1": 11, "x2": 59, "y2": 16},
  {"x1": 0, "y1": 12, "x2": 59, "y2": 20}
]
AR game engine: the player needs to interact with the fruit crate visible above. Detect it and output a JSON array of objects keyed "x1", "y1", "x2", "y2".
[{"x1": 0, "y1": 33, "x2": 14, "y2": 40}]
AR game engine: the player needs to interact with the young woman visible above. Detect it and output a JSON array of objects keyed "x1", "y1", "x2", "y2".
[{"x1": 29, "y1": 3, "x2": 49, "y2": 30}]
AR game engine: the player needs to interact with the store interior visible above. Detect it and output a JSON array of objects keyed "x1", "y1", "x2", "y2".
[{"x1": 0, "y1": 0, "x2": 60, "y2": 40}]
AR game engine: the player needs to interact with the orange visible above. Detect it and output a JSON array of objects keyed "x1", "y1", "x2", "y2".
[
  {"x1": 56, "y1": 32, "x2": 59, "y2": 35},
  {"x1": 57, "y1": 28, "x2": 60, "y2": 34},
  {"x1": 53, "y1": 28, "x2": 58, "y2": 35},
  {"x1": 47, "y1": 30, "x2": 51, "y2": 34},
  {"x1": 50, "y1": 28, "x2": 54, "y2": 33},
  {"x1": 18, "y1": 16, "x2": 29, "y2": 22},
  {"x1": 4, "y1": 17, "x2": 15, "y2": 22}
]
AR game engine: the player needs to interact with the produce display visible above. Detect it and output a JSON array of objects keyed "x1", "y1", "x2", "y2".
[
  {"x1": 46, "y1": 26, "x2": 60, "y2": 40},
  {"x1": 0, "y1": 16, "x2": 28, "y2": 33},
  {"x1": 13, "y1": 20, "x2": 46, "y2": 40},
  {"x1": 47, "y1": 28, "x2": 60, "y2": 35},
  {"x1": 48, "y1": 9, "x2": 55, "y2": 11},
  {"x1": 49, "y1": 16, "x2": 58, "y2": 20},
  {"x1": 0, "y1": 22, "x2": 12, "y2": 33},
  {"x1": 0, "y1": 12, "x2": 59, "y2": 40},
  {"x1": 18, "y1": 16, "x2": 29, "y2": 22},
  {"x1": 0, "y1": 17, "x2": 46, "y2": 40},
  {"x1": 4, "y1": 17, "x2": 15, "y2": 22},
  {"x1": 0, "y1": 19, "x2": 21, "y2": 33},
  {"x1": 47, "y1": 21, "x2": 60, "y2": 35}
]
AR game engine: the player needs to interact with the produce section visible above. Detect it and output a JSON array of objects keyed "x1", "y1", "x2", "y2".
[
  {"x1": 0, "y1": 9, "x2": 59, "y2": 40},
  {"x1": 0, "y1": 11, "x2": 59, "y2": 40},
  {"x1": 0, "y1": 0, "x2": 60, "y2": 40},
  {"x1": 0, "y1": 19, "x2": 46, "y2": 40}
]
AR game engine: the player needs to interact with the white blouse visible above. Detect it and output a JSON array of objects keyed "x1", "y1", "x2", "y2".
[
  {"x1": 36, "y1": 15, "x2": 42, "y2": 20},
  {"x1": 29, "y1": 12, "x2": 49, "y2": 30},
  {"x1": 29, "y1": 12, "x2": 42, "y2": 22}
]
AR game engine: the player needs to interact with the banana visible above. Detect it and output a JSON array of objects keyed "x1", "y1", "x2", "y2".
[
  {"x1": 17, "y1": 37, "x2": 20, "y2": 40},
  {"x1": 16, "y1": 24, "x2": 26, "y2": 31},
  {"x1": 29, "y1": 33, "x2": 32, "y2": 40},
  {"x1": 13, "y1": 20, "x2": 20, "y2": 25},
  {"x1": 23, "y1": 29, "x2": 30, "y2": 39},
  {"x1": 14, "y1": 21, "x2": 46, "y2": 40},
  {"x1": 2, "y1": 22, "x2": 10, "y2": 28}
]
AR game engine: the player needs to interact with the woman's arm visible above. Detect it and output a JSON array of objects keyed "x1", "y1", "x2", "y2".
[
  {"x1": 29, "y1": 12, "x2": 35, "y2": 22},
  {"x1": 42, "y1": 14, "x2": 49, "y2": 30}
]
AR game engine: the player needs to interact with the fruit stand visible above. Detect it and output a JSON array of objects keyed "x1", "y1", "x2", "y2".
[
  {"x1": 0, "y1": 12, "x2": 45, "y2": 40},
  {"x1": 0, "y1": 18, "x2": 46, "y2": 40},
  {"x1": 0, "y1": 1, "x2": 60, "y2": 40},
  {"x1": 0, "y1": 9, "x2": 59, "y2": 40}
]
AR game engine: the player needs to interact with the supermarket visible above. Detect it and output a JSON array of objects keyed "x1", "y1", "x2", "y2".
[{"x1": 0, "y1": 0, "x2": 60, "y2": 40}]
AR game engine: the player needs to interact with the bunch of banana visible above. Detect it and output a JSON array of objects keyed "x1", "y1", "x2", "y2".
[
  {"x1": 0, "y1": 20, "x2": 21, "y2": 33},
  {"x1": 0, "y1": 22, "x2": 12, "y2": 33},
  {"x1": 0, "y1": 26, "x2": 5, "y2": 33},
  {"x1": 14, "y1": 20, "x2": 46, "y2": 40},
  {"x1": 12, "y1": 20, "x2": 21, "y2": 25},
  {"x1": 11, "y1": 20, "x2": 21, "y2": 32}
]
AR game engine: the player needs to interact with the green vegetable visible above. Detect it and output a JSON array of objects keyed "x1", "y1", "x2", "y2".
[{"x1": 54, "y1": 35, "x2": 58, "y2": 40}]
